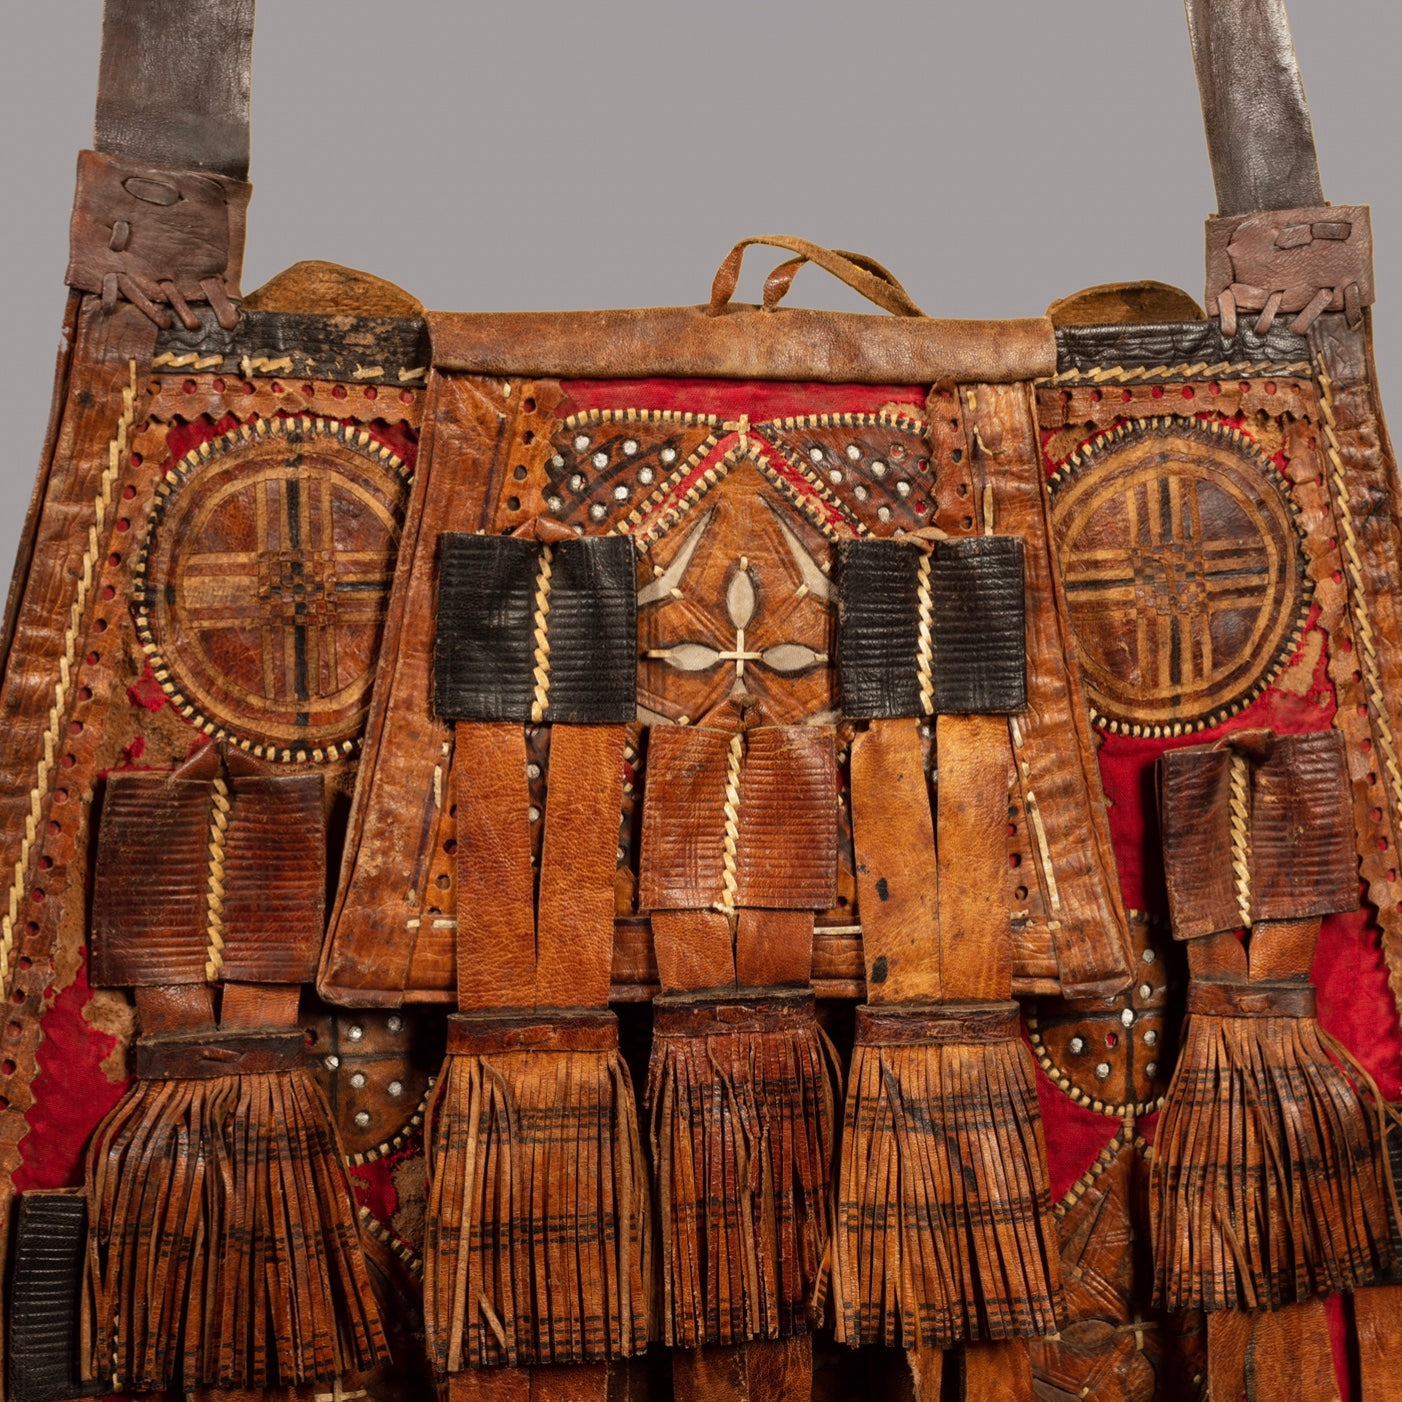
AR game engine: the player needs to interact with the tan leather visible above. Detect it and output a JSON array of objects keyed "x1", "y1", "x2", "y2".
[
  {"x1": 1046, "y1": 280, "x2": 1207, "y2": 326},
  {"x1": 671, "y1": 1337, "x2": 811, "y2": 1402},
  {"x1": 133, "y1": 983, "x2": 216, "y2": 1034},
  {"x1": 707, "y1": 236, "x2": 924, "y2": 319},
  {"x1": 734, "y1": 909, "x2": 813, "y2": 987},
  {"x1": 1245, "y1": 1300, "x2": 1341, "y2": 1402},
  {"x1": 848, "y1": 719, "x2": 941, "y2": 1004},
  {"x1": 242, "y1": 259, "x2": 424, "y2": 316},
  {"x1": 1355, "y1": 1285, "x2": 1402, "y2": 1402},
  {"x1": 1206, "y1": 1309, "x2": 1252, "y2": 1402},
  {"x1": 425, "y1": 308, "x2": 1055, "y2": 386},
  {"x1": 936, "y1": 713, "x2": 1015, "y2": 1001},
  {"x1": 962, "y1": 1338, "x2": 1035, "y2": 1401},
  {"x1": 651, "y1": 909, "x2": 735, "y2": 993},
  {"x1": 218, "y1": 981, "x2": 300, "y2": 1029}
]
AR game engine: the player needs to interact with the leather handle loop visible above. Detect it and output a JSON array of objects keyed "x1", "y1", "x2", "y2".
[{"x1": 707, "y1": 235, "x2": 925, "y2": 318}]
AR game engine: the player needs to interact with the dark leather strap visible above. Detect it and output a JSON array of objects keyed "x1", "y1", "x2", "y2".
[
  {"x1": 651, "y1": 987, "x2": 816, "y2": 1038},
  {"x1": 133, "y1": 1028, "x2": 306, "y2": 1078},
  {"x1": 444, "y1": 1008, "x2": 619, "y2": 1055},
  {"x1": 6, "y1": 1194, "x2": 99, "y2": 1402},
  {"x1": 1184, "y1": 0, "x2": 1324, "y2": 216},
  {"x1": 96, "y1": 0, "x2": 255, "y2": 179},
  {"x1": 854, "y1": 1000, "x2": 1022, "y2": 1046},
  {"x1": 1186, "y1": 979, "x2": 1318, "y2": 1019}
]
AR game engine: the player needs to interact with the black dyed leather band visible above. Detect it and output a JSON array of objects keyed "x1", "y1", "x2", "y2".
[
  {"x1": 838, "y1": 537, "x2": 1026, "y2": 717},
  {"x1": 435, "y1": 533, "x2": 637, "y2": 723},
  {"x1": 96, "y1": 0, "x2": 255, "y2": 179},
  {"x1": 7, "y1": 1193, "x2": 100, "y2": 1402}
]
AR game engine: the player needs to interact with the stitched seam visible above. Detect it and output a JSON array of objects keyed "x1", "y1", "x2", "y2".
[
  {"x1": 204, "y1": 777, "x2": 231, "y2": 981},
  {"x1": 916, "y1": 552, "x2": 935, "y2": 716},
  {"x1": 529, "y1": 546, "x2": 554, "y2": 724},
  {"x1": 717, "y1": 733, "x2": 744, "y2": 914},
  {"x1": 150, "y1": 351, "x2": 223, "y2": 370},
  {"x1": 0, "y1": 362, "x2": 137, "y2": 987},
  {"x1": 1040, "y1": 359, "x2": 1313, "y2": 387},
  {"x1": 1229, "y1": 753, "x2": 1252, "y2": 928},
  {"x1": 1318, "y1": 363, "x2": 1402, "y2": 824}
]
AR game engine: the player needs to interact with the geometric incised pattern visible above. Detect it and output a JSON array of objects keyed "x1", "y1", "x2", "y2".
[
  {"x1": 1050, "y1": 416, "x2": 1310, "y2": 736},
  {"x1": 135, "y1": 416, "x2": 411, "y2": 762}
]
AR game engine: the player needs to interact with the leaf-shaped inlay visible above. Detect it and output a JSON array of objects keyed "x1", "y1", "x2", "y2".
[
  {"x1": 727, "y1": 565, "x2": 757, "y2": 629},
  {"x1": 658, "y1": 643, "x2": 722, "y2": 672},
  {"x1": 762, "y1": 644, "x2": 827, "y2": 673}
]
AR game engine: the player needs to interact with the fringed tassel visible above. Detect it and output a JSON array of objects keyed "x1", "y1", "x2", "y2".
[
  {"x1": 85, "y1": 1033, "x2": 387, "y2": 1393},
  {"x1": 645, "y1": 987, "x2": 840, "y2": 1348},
  {"x1": 423, "y1": 1009, "x2": 651, "y2": 1375},
  {"x1": 831, "y1": 1002, "x2": 1062, "y2": 1350},
  {"x1": 1151, "y1": 981, "x2": 1396, "y2": 1313}
]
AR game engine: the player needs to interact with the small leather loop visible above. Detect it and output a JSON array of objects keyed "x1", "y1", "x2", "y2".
[{"x1": 707, "y1": 235, "x2": 925, "y2": 318}]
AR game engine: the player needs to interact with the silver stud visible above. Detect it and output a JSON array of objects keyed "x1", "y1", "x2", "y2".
[
  {"x1": 569, "y1": 473, "x2": 585, "y2": 491},
  {"x1": 828, "y1": 469, "x2": 843, "y2": 485},
  {"x1": 387, "y1": 1080, "x2": 404, "y2": 1098},
  {"x1": 854, "y1": 484, "x2": 870, "y2": 501},
  {"x1": 638, "y1": 466, "x2": 655, "y2": 485},
  {"x1": 551, "y1": 454, "x2": 565, "y2": 469},
  {"x1": 347, "y1": 1025, "x2": 365, "y2": 1042},
  {"x1": 896, "y1": 480, "x2": 912, "y2": 498},
  {"x1": 809, "y1": 447, "x2": 825, "y2": 464},
  {"x1": 1144, "y1": 1029, "x2": 1159, "y2": 1047},
  {"x1": 546, "y1": 495, "x2": 563, "y2": 513},
  {"x1": 877, "y1": 505, "x2": 892, "y2": 523},
  {"x1": 354, "y1": 1110, "x2": 372, "y2": 1128},
  {"x1": 324, "y1": 1054, "x2": 340, "y2": 1070},
  {"x1": 623, "y1": 439, "x2": 638, "y2": 456},
  {"x1": 845, "y1": 444, "x2": 861, "y2": 461},
  {"x1": 589, "y1": 502, "x2": 607, "y2": 521},
  {"x1": 1095, "y1": 1062, "x2": 1111, "y2": 1080},
  {"x1": 1068, "y1": 1036, "x2": 1085, "y2": 1054},
  {"x1": 528, "y1": 805, "x2": 541, "y2": 822},
  {"x1": 1142, "y1": 948, "x2": 1157, "y2": 963},
  {"x1": 387, "y1": 1015, "x2": 404, "y2": 1034},
  {"x1": 1145, "y1": 1061, "x2": 1159, "y2": 1079},
  {"x1": 573, "y1": 434, "x2": 590, "y2": 451},
  {"x1": 526, "y1": 763, "x2": 541, "y2": 780},
  {"x1": 617, "y1": 845, "x2": 628, "y2": 863},
  {"x1": 1120, "y1": 1008, "x2": 1135, "y2": 1027},
  {"x1": 1139, "y1": 983, "x2": 1153, "y2": 1000},
  {"x1": 350, "y1": 1072, "x2": 367, "y2": 1089},
  {"x1": 613, "y1": 484, "x2": 629, "y2": 501},
  {"x1": 660, "y1": 447, "x2": 677, "y2": 464},
  {"x1": 871, "y1": 460, "x2": 888, "y2": 478},
  {"x1": 592, "y1": 451, "x2": 608, "y2": 469}
]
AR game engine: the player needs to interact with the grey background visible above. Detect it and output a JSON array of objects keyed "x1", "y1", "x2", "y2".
[{"x1": 1, "y1": 0, "x2": 1398, "y2": 580}]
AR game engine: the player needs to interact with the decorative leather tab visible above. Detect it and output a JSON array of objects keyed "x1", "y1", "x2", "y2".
[
  {"x1": 651, "y1": 986, "x2": 817, "y2": 1038},
  {"x1": 1185, "y1": 979, "x2": 1318, "y2": 1018},
  {"x1": 91, "y1": 762, "x2": 217, "y2": 988},
  {"x1": 67, "y1": 149, "x2": 249, "y2": 330},
  {"x1": 838, "y1": 537, "x2": 1025, "y2": 717},
  {"x1": 435, "y1": 533, "x2": 636, "y2": 723},
  {"x1": 133, "y1": 1028, "x2": 307, "y2": 1079},
  {"x1": 217, "y1": 764, "x2": 325, "y2": 985},
  {"x1": 7, "y1": 1193, "x2": 95, "y2": 1402},
  {"x1": 1206, "y1": 205, "x2": 1373, "y2": 336},
  {"x1": 444, "y1": 1008, "x2": 619, "y2": 1056},
  {"x1": 1159, "y1": 730, "x2": 1356, "y2": 939},
  {"x1": 854, "y1": 1000, "x2": 1022, "y2": 1046},
  {"x1": 639, "y1": 719, "x2": 838, "y2": 912}
]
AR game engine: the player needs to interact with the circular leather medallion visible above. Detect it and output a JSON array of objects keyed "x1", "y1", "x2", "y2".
[
  {"x1": 135, "y1": 417, "x2": 410, "y2": 761},
  {"x1": 1049, "y1": 417, "x2": 1309, "y2": 736}
]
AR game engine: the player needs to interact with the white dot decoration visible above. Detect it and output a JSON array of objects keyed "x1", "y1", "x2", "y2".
[
  {"x1": 551, "y1": 455, "x2": 565, "y2": 469},
  {"x1": 639, "y1": 467, "x2": 655, "y2": 485},
  {"x1": 387, "y1": 1015, "x2": 404, "y2": 1034},
  {"x1": 589, "y1": 503, "x2": 607, "y2": 521},
  {"x1": 896, "y1": 480, "x2": 912, "y2": 498},
  {"x1": 569, "y1": 474, "x2": 585, "y2": 491},
  {"x1": 350, "y1": 1072, "x2": 366, "y2": 1089},
  {"x1": 623, "y1": 440, "x2": 638, "y2": 456},
  {"x1": 1069, "y1": 1036, "x2": 1085, "y2": 1054},
  {"x1": 828, "y1": 469, "x2": 843, "y2": 485},
  {"x1": 809, "y1": 447, "x2": 825, "y2": 464},
  {"x1": 1144, "y1": 1029, "x2": 1159, "y2": 1047},
  {"x1": 613, "y1": 484, "x2": 629, "y2": 501},
  {"x1": 1120, "y1": 1008, "x2": 1135, "y2": 1027},
  {"x1": 1095, "y1": 1062, "x2": 1111, "y2": 1080},
  {"x1": 354, "y1": 1110, "x2": 372, "y2": 1128},
  {"x1": 592, "y1": 451, "x2": 609, "y2": 469},
  {"x1": 574, "y1": 435, "x2": 590, "y2": 451},
  {"x1": 388, "y1": 1080, "x2": 404, "y2": 1097},
  {"x1": 660, "y1": 447, "x2": 677, "y2": 464},
  {"x1": 872, "y1": 461, "x2": 888, "y2": 478},
  {"x1": 845, "y1": 444, "x2": 861, "y2": 461}
]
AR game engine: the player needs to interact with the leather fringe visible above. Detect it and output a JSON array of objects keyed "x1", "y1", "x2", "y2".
[
  {"x1": 423, "y1": 1044, "x2": 651, "y2": 1374},
  {"x1": 831, "y1": 1030, "x2": 1062, "y2": 1349},
  {"x1": 645, "y1": 998, "x2": 839, "y2": 1347},
  {"x1": 1151, "y1": 1010, "x2": 1395, "y2": 1312},
  {"x1": 85, "y1": 1068, "x2": 387, "y2": 1392}
]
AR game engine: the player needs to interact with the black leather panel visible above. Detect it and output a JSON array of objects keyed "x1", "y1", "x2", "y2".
[
  {"x1": 837, "y1": 539, "x2": 922, "y2": 719},
  {"x1": 435, "y1": 534, "x2": 637, "y2": 723},
  {"x1": 1055, "y1": 321, "x2": 1309, "y2": 374},
  {"x1": 7, "y1": 1193, "x2": 99, "y2": 1402},
  {"x1": 930, "y1": 537, "x2": 1026, "y2": 714}
]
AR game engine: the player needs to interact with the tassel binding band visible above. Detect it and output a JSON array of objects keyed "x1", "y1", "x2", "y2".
[
  {"x1": 832, "y1": 1000, "x2": 1062, "y2": 1350},
  {"x1": 1151, "y1": 978, "x2": 1396, "y2": 1313},
  {"x1": 85, "y1": 1029, "x2": 387, "y2": 1393},
  {"x1": 423, "y1": 1008, "x2": 651, "y2": 1374},
  {"x1": 646, "y1": 986, "x2": 839, "y2": 1349}
]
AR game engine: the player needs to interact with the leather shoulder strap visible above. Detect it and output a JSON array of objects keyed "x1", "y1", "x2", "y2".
[
  {"x1": 95, "y1": 0, "x2": 254, "y2": 178},
  {"x1": 1184, "y1": 0, "x2": 1323, "y2": 215}
]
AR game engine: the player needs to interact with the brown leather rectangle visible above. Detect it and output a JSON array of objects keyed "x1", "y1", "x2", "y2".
[
  {"x1": 425, "y1": 308, "x2": 1055, "y2": 386},
  {"x1": 638, "y1": 726, "x2": 733, "y2": 911},
  {"x1": 91, "y1": 768, "x2": 216, "y2": 988},
  {"x1": 133, "y1": 1028, "x2": 306, "y2": 1079},
  {"x1": 444, "y1": 1008, "x2": 618, "y2": 1056},
  {"x1": 853, "y1": 1000, "x2": 1021, "y2": 1046},
  {"x1": 1158, "y1": 746, "x2": 1239, "y2": 940},
  {"x1": 1249, "y1": 730, "x2": 1357, "y2": 923},
  {"x1": 217, "y1": 766, "x2": 325, "y2": 985},
  {"x1": 735, "y1": 725, "x2": 839, "y2": 909}
]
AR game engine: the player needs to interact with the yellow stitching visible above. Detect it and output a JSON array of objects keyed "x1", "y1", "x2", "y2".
[
  {"x1": 717, "y1": 733, "x2": 744, "y2": 914},
  {"x1": 982, "y1": 483, "x2": 995, "y2": 536},
  {"x1": 357, "y1": 1204, "x2": 424, "y2": 1278},
  {"x1": 204, "y1": 777, "x2": 231, "y2": 982},
  {"x1": 238, "y1": 355, "x2": 295, "y2": 377},
  {"x1": 1229, "y1": 753, "x2": 1252, "y2": 928},
  {"x1": 150, "y1": 351, "x2": 223, "y2": 371},
  {"x1": 915, "y1": 552, "x2": 934, "y2": 716},
  {"x1": 1040, "y1": 359, "x2": 1313, "y2": 387},
  {"x1": 1023, "y1": 787, "x2": 1062, "y2": 915},
  {"x1": 397, "y1": 366, "x2": 428, "y2": 383},
  {"x1": 529, "y1": 547, "x2": 554, "y2": 724},
  {"x1": 1053, "y1": 1126, "x2": 1132, "y2": 1217},
  {"x1": 0, "y1": 363, "x2": 137, "y2": 989}
]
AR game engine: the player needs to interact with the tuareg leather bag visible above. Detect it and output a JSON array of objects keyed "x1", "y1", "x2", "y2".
[{"x1": 1, "y1": 2, "x2": 1400, "y2": 1400}]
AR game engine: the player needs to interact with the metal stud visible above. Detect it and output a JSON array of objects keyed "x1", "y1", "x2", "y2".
[
  {"x1": 347, "y1": 1025, "x2": 365, "y2": 1042},
  {"x1": 623, "y1": 440, "x2": 638, "y2": 456},
  {"x1": 592, "y1": 451, "x2": 608, "y2": 469},
  {"x1": 387, "y1": 1015, "x2": 404, "y2": 1034},
  {"x1": 1069, "y1": 1036, "x2": 1085, "y2": 1054},
  {"x1": 1144, "y1": 1029, "x2": 1159, "y2": 1047},
  {"x1": 350, "y1": 1072, "x2": 367, "y2": 1089},
  {"x1": 1145, "y1": 1062, "x2": 1159, "y2": 1079},
  {"x1": 388, "y1": 1080, "x2": 404, "y2": 1098},
  {"x1": 354, "y1": 1110, "x2": 372, "y2": 1128},
  {"x1": 845, "y1": 444, "x2": 862, "y2": 461},
  {"x1": 660, "y1": 447, "x2": 677, "y2": 464},
  {"x1": 324, "y1": 1054, "x2": 340, "y2": 1070},
  {"x1": 573, "y1": 434, "x2": 590, "y2": 451},
  {"x1": 1095, "y1": 1062, "x2": 1111, "y2": 1080},
  {"x1": 639, "y1": 466, "x2": 655, "y2": 485},
  {"x1": 1120, "y1": 1008, "x2": 1135, "y2": 1027}
]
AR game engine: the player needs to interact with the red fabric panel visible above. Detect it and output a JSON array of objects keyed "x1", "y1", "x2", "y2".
[{"x1": 559, "y1": 377, "x2": 927, "y2": 420}]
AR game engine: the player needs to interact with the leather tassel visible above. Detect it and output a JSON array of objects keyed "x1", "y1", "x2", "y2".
[
  {"x1": 85, "y1": 1046, "x2": 385, "y2": 1392},
  {"x1": 645, "y1": 988, "x2": 839, "y2": 1348},
  {"x1": 832, "y1": 1003, "x2": 1061, "y2": 1350},
  {"x1": 1151, "y1": 992, "x2": 1395, "y2": 1312},
  {"x1": 423, "y1": 1012, "x2": 651, "y2": 1374}
]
